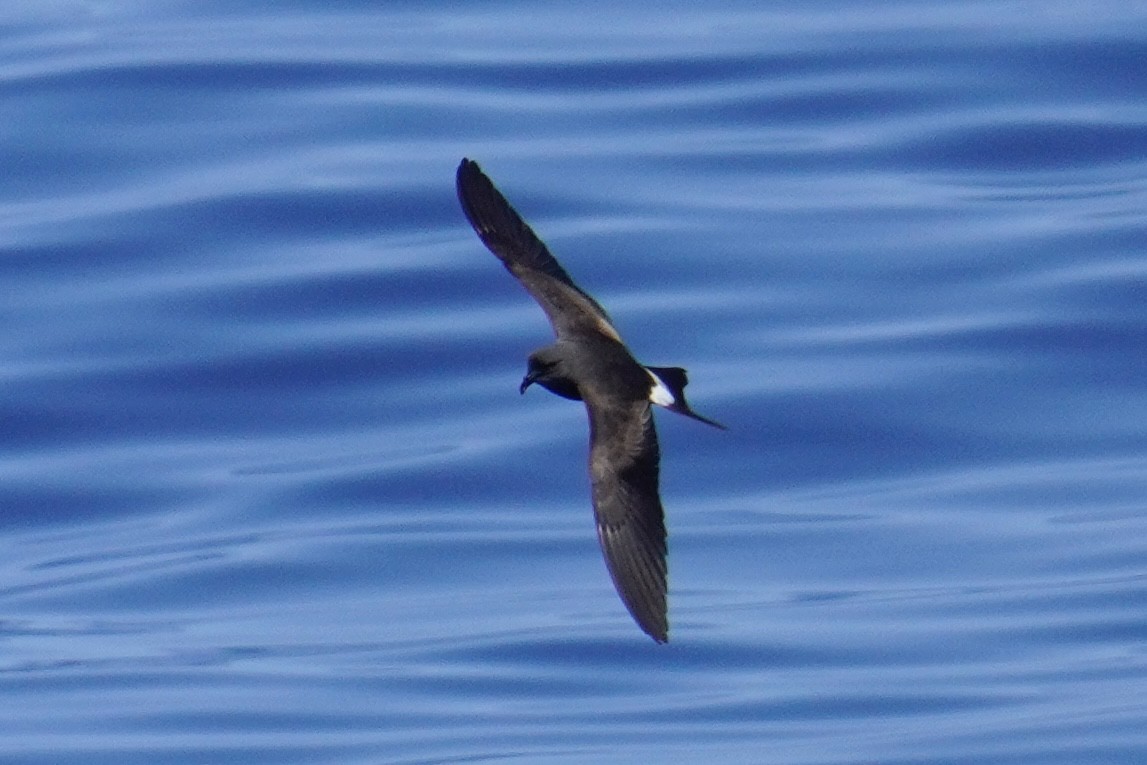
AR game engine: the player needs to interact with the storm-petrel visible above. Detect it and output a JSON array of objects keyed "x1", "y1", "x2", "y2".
[{"x1": 456, "y1": 158, "x2": 724, "y2": 643}]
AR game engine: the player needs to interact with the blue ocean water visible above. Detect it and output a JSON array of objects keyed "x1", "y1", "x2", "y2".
[{"x1": 3, "y1": 1, "x2": 1147, "y2": 763}]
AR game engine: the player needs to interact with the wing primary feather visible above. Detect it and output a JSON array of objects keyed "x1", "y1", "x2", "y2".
[
  {"x1": 456, "y1": 158, "x2": 621, "y2": 342},
  {"x1": 589, "y1": 401, "x2": 669, "y2": 643},
  {"x1": 456, "y1": 159, "x2": 579, "y2": 287}
]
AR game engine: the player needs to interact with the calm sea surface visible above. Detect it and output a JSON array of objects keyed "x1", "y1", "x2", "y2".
[{"x1": 3, "y1": 2, "x2": 1147, "y2": 763}]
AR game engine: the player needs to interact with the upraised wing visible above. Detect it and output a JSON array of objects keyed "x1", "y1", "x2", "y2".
[
  {"x1": 587, "y1": 398, "x2": 668, "y2": 643},
  {"x1": 456, "y1": 158, "x2": 622, "y2": 343}
]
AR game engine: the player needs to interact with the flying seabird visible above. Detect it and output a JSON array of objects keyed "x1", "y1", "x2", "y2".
[{"x1": 456, "y1": 158, "x2": 724, "y2": 643}]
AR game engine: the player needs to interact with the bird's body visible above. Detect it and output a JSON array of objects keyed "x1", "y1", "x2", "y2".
[{"x1": 456, "y1": 158, "x2": 723, "y2": 643}]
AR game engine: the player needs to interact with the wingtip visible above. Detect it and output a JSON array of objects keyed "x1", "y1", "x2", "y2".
[
  {"x1": 635, "y1": 614, "x2": 669, "y2": 644},
  {"x1": 456, "y1": 158, "x2": 493, "y2": 229},
  {"x1": 456, "y1": 157, "x2": 478, "y2": 184}
]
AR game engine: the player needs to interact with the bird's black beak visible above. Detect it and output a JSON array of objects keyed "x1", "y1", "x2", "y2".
[{"x1": 519, "y1": 372, "x2": 538, "y2": 395}]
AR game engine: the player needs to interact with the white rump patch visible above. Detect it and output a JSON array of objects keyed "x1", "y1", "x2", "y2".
[{"x1": 646, "y1": 370, "x2": 676, "y2": 407}]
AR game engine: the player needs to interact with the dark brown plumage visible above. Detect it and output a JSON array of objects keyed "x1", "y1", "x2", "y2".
[{"x1": 456, "y1": 158, "x2": 723, "y2": 643}]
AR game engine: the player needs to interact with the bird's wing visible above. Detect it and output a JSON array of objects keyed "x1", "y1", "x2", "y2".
[
  {"x1": 587, "y1": 397, "x2": 668, "y2": 643},
  {"x1": 456, "y1": 158, "x2": 622, "y2": 343}
]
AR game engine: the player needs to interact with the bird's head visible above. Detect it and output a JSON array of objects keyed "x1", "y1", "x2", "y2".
[{"x1": 521, "y1": 347, "x2": 582, "y2": 401}]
